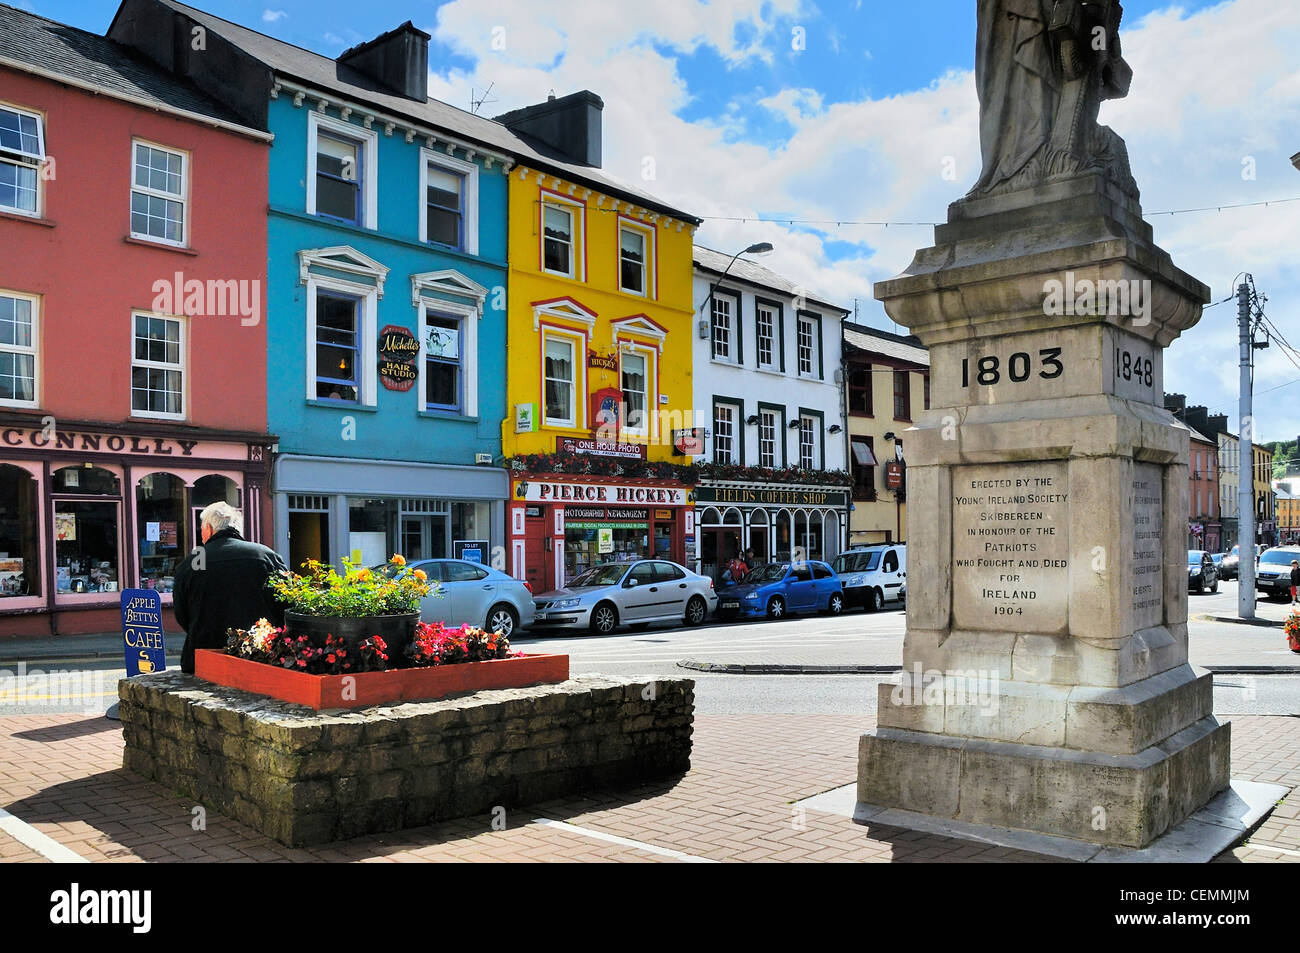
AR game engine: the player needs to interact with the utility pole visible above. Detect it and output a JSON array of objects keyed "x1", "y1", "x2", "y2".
[{"x1": 1238, "y1": 280, "x2": 1256, "y2": 619}]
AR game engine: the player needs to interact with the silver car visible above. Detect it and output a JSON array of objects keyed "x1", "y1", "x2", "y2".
[
  {"x1": 533, "y1": 559, "x2": 717, "y2": 634},
  {"x1": 398, "y1": 558, "x2": 535, "y2": 638}
]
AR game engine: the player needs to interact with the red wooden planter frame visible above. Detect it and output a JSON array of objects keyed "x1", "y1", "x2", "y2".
[{"x1": 193, "y1": 649, "x2": 570, "y2": 710}]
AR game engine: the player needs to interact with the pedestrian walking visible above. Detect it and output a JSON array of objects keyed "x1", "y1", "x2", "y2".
[
  {"x1": 1290, "y1": 559, "x2": 1299, "y2": 605},
  {"x1": 173, "y1": 502, "x2": 287, "y2": 674}
]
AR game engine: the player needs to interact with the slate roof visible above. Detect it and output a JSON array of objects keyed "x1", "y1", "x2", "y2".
[
  {"x1": 843, "y1": 321, "x2": 929, "y2": 367},
  {"x1": 693, "y1": 245, "x2": 848, "y2": 316},
  {"x1": 128, "y1": 0, "x2": 701, "y2": 224},
  {"x1": 0, "y1": 2, "x2": 252, "y2": 130}
]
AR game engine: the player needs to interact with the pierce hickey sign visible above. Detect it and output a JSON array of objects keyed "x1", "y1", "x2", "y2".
[{"x1": 514, "y1": 480, "x2": 689, "y2": 505}]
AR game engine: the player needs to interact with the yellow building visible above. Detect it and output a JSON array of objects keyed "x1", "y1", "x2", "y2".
[
  {"x1": 842, "y1": 323, "x2": 930, "y2": 545},
  {"x1": 1254, "y1": 444, "x2": 1276, "y2": 544},
  {"x1": 497, "y1": 102, "x2": 700, "y2": 592}
]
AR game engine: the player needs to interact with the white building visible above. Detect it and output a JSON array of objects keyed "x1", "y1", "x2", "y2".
[{"x1": 689, "y1": 245, "x2": 850, "y2": 579}]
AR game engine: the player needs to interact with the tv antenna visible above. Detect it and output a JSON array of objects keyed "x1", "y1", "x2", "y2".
[{"x1": 470, "y1": 82, "x2": 497, "y2": 115}]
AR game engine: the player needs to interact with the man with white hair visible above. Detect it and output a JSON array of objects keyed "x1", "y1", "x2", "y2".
[{"x1": 173, "y1": 502, "x2": 287, "y2": 674}]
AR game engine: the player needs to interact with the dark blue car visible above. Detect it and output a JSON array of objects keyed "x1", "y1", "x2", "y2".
[{"x1": 716, "y1": 561, "x2": 844, "y2": 620}]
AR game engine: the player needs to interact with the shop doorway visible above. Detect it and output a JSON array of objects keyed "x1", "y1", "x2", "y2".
[
  {"x1": 524, "y1": 515, "x2": 550, "y2": 594},
  {"x1": 654, "y1": 521, "x2": 674, "y2": 561}
]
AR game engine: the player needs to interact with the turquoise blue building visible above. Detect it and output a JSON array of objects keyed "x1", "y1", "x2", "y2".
[{"x1": 111, "y1": 2, "x2": 515, "y2": 570}]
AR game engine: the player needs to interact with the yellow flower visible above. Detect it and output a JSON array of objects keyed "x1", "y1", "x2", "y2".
[
  {"x1": 357, "y1": 569, "x2": 372, "y2": 581},
  {"x1": 391, "y1": 554, "x2": 406, "y2": 566}
]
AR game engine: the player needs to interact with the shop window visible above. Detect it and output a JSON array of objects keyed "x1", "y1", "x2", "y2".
[
  {"x1": 544, "y1": 334, "x2": 576, "y2": 427},
  {"x1": 54, "y1": 469, "x2": 120, "y2": 595},
  {"x1": 619, "y1": 223, "x2": 650, "y2": 295},
  {"x1": 621, "y1": 351, "x2": 647, "y2": 434},
  {"x1": 0, "y1": 464, "x2": 39, "y2": 597},
  {"x1": 758, "y1": 410, "x2": 778, "y2": 468},
  {"x1": 851, "y1": 437, "x2": 877, "y2": 501},
  {"x1": 711, "y1": 293, "x2": 739, "y2": 363},
  {"x1": 0, "y1": 291, "x2": 37, "y2": 406},
  {"x1": 130, "y1": 141, "x2": 186, "y2": 245},
  {"x1": 0, "y1": 104, "x2": 44, "y2": 215},
  {"x1": 713, "y1": 402, "x2": 738, "y2": 464},
  {"x1": 543, "y1": 201, "x2": 575, "y2": 277},
  {"x1": 192, "y1": 474, "x2": 239, "y2": 543},
  {"x1": 314, "y1": 290, "x2": 361, "y2": 403},
  {"x1": 53, "y1": 465, "x2": 119, "y2": 495},
  {"x1": 893, "y1": 370, "x2": 912, "y2": 421},
  {"x1": 848, "y1": 364, "x2": 872, "y2": 414},
  {"x1": 288, "y1": 494, "x2": 330, "y2": 572},
  {"x1": 424, "y1": 312, "x2": 463, "y2": 412},
  {"x1": 452, "y1": 501, "x2": 490, "y2": 546},
  {"x1": 756, "y1": 303, "x2": 776, "y2": 369},
  {"x1": 136, "y1": 473, "x2": 185, "y2": 592},
  {"x1": 131, "y1": 314, "x2": 184, "y2": 419},
  {"x1": 797, "y1": 314, "x2": 820, "y2": 377}
]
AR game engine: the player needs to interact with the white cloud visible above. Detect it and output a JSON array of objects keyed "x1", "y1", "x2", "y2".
[
  {"x1": 262, "y1": 9, "x2": 287, "y2": 23},
  {"x1": 427, "y1": 0, "x2": 1300, "y2": 439}
]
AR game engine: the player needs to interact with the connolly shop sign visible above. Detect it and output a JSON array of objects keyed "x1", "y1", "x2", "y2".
[
  {"x1": 514, "y1": 480, "x2": 689, "y2": 505},
  {"x1": 1, "y1": 427, "x2": 200, "y2": 455}
]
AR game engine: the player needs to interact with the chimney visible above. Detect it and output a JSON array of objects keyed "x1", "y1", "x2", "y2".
[
  {"x1": 1207, "y1": 414, "x2": 1229, "y2": 435},
  {"x1": 338, "y1": 21, "x2": 429, "y2": 102},
  {"x1": 496, "y1": 90, "x2": 603, "y2": 167},
  {"x1": 1163, "y1": 393, "x2": 1186, "y2": 416}
]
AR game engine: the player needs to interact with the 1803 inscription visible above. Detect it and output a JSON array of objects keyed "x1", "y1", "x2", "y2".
[{"x1": 952, "y1": 462, "x2": 1070, "y2": 633}]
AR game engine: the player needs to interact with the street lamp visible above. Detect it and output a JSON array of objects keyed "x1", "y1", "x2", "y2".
[{"x1": 697, "y1": 242, "x2": 776, "y2": 330}]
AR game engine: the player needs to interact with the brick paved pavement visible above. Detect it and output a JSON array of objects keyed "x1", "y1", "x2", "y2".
[{"x1": 0, "y1": 709, "x2": 1296, "y2": 862}]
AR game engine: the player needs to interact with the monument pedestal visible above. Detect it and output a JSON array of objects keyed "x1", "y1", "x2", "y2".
[{"x1": 863, "y1": 175, "x2": 1229, "y2": 848}]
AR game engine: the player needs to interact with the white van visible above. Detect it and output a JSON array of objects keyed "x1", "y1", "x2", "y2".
[{"x1": 832, "y1": 544, "x2": 906, "y2": 612}]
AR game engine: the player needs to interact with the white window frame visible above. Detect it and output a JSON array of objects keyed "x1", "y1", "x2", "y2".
[
  {"x1": 419, "y1": 150, "x2": 479, "y2": 254},
  {"x1": 542, "y1": 328, "x2": 584, "y2": 429},
  {"x1": 304, "y1": 274, "x2": 378, "y2": 408},
  {"x1": 130, "y1": 311, "x2": 186, "y2": 421},
  {"x1": 759, "y1": 410, "x2": 778, "y2": 468},
  {"x1": 0, "y1": 289, "x2": 38, "y2": 409},
  {"x1": 418, "y1": 297, "x2": 479, "y2": 416},
  {"x1": 307, "y1": 112, "x2": 379, "y2": 229},
  {"x1": 711, "y1": 292, "x2": 738, "y2": 364},
  {"x1": 617, "y1": 217, "x2": 654, "y2": 297},
  {"x1": 541, "y1": 193, "x2": 584, "y2": 280},
  {"x1": 0, "y1": 101, "x2": 45, "y2": 218},
  {"x1": 756, "y1": 302, "x2": 777, "y2": 369},
  {"x1": 129, "y1": 139, "x2": 188, "y2": 248},
  {"x1": 713, "y1": 402, "x2": 738, "y2": 465},
  {"x1": 797, "y1": 314, "x2": 818, "y2": 377},
  {"x1": 618, "y1": 345, "x2": 655, "y2": 438},
  {"x1": 799, "y1": 415, "x2": 817, "y2": 469}
]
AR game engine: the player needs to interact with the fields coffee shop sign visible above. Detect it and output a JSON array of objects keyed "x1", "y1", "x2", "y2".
[{"x1": 378, "y1": 325, "x2": 419, "y2": 391}]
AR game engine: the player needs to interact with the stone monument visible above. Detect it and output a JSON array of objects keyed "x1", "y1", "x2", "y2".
[{"x1": 862, "y1": 0, "x2": 1230, "y2": 847}]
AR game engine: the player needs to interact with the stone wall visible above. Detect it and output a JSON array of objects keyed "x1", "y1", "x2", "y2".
[{"x1": 118, "y1": 671, "x2": 693, "y2": 846}]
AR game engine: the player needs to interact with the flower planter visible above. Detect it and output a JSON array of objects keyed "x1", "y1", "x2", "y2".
[
  {"x1": 283, "y1": 610, "x2": 418, "y2": 660},
  {"x1": 194, "y1": 649, "x2": 570, "y2": 710}
]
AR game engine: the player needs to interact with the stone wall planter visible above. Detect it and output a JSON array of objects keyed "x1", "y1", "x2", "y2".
[
  {"x1": 194, "y1": 649, "x2": 570, "y2": 710},
  {"x1": 119, "y1": 671, "x2": 694, "y2": 846}
]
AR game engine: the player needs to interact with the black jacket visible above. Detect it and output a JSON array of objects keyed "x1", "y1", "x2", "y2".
[
  {"x1": 1291, "y1": 566, "x2": 1300, "y2": 586},
  {"x1": 173, "y1": 528, "x2": 287, "y2": 673}
]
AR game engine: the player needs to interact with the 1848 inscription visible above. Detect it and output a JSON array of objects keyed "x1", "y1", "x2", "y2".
[
  {"x1": 953, "y1": 462, "x2": 1070, "y2": 632},
  {"x1": 1131, "y1": 464, "x2": 1164, "y2": 628}
]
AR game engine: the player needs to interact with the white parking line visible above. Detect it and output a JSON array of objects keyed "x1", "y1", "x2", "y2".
[
  {"x1": 531, "y1": 818, "x2": 717, "y2": 862},
  {"x1": 0, "y1": 807, "x2": 89, "y2": 863}
]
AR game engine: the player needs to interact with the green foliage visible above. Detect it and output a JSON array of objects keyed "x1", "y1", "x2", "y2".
[{"x1": 267, "y1": 556, "x2": 435, "y2": 617}]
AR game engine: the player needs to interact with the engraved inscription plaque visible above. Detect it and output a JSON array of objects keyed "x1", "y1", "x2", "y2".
[
  {"x1": 952, "y1": 462, "x2": 1070, "y2": 632},
  {"x1": 1131, "y1": 463, "x2": 1164, "y2": 629}
]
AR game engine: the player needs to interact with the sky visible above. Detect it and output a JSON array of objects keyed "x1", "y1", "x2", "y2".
[{"x1": 24, "y1": 0, "x2": 1300, "y2": 443}]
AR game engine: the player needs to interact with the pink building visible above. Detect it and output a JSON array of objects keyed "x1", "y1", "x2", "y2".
[{"x1": 0, "y1": 6, "x2": 271, "y2": 637}]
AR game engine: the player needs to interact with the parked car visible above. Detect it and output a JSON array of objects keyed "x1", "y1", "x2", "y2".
[
  {"x1": 383, "y1": 558, "x2": 535, "y2": 637},
  {"x1": 1218, "y1": 550, "x2": 1238, "y2": 579},
  {"x1": 717, "y1": 560, "x2": 844, "y2": 620},
  {"x1": 532, "y1": 559, "x2": 716, "y2": 634},
  {"x1": 1254, "y1": 546, "x2": 1300, "y2": 600},
  {"x1": 831, "y1": 544, "x2": 906, "y2": 612},
  {"x1": 1187, "y1": 550, "x2": 1218, "y2": 594}
]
